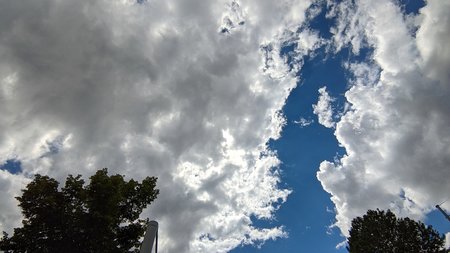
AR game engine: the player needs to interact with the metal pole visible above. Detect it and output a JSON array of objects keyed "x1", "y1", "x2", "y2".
[
  {"x1": 436, "y1": 205, "x2": 450, "y2": 222},
  {"x1": 140, "y1": 220, "x2": 158, "y2": 253}
]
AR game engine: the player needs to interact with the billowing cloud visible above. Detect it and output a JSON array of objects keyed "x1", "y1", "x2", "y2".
[
  {"x1": 313, "y1": 86, "x2": 336, "y2": 128},
  {"x1": 318, "y1": 0, "x2": 450, "y2": 240},
  {"x1": 0, "y1": 0, "x2": 319, "y2": 252}
]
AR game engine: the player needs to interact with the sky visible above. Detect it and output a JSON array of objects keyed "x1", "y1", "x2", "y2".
[{"x1": 0, "y1": 0, "x2": 449, "y2": 252}]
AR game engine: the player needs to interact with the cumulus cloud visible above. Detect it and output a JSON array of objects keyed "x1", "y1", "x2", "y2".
[
  {"x1": 0, "y1": 0, "x2": 317, "y2": 252},
  {"x1": 313, "y1": 86, "x2": 336, "y2": 128},
  {"x1": 318, "y1": 0, "x2": 450, "y2": 238}
]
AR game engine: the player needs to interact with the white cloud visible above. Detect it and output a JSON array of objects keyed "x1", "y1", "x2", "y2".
[
  {"x1": 0, "y1": 0, "x2": 315, "y2": 252},
  {"x1": 318, "y1": 0, "x2": 450, "y2": 239},
  {"x1": 0, "y1": 171, "x2": 29, "y2": 233},
  {"x1": 313, "y1": 86, "x2": 336, "y2": 128},
  {"x1": 335, "y1": 240, "x2": 347, "y2": 249},
  {"x1": 344, "y1": 61, "x2": 380, "y2": 87},
  {"x1": 296, "y1": 29, "x2": 323, "y2": 54},
  {"x1": 326, "y1": 0, "x2": 369, "y2": 54},
  {"x1": 293, "y1": 117, "x2": 314, "y2": 127},
  {"x1": 291, "y1": 28, "x2": 325, "y2": 71}
]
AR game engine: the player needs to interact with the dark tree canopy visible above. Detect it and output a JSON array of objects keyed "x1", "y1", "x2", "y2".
[
  {"x1": 0, "y1": 168, "x2": 159, "y2": 253},
  {"x1": 347, "y1": 209, "x2": 447, "y2": 253}
]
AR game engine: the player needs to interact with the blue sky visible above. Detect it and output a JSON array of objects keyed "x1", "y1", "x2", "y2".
[
  {"x1": 0, "y1": 0, "x2": 449, "y2": 252},
  {"x1": 231, "y1": 44, "x2": 350, "y2": 252}
]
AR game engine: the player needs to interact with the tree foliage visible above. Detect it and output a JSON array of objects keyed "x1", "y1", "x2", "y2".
[
  {"x1": 0, "y1": 168, "x2": 159, "y2": 253},
  {"x1": 347, "y1": 209, "x2": 447, "y2": 253}
]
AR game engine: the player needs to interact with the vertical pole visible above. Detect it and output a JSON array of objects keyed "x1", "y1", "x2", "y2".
[{"x1": 140, "y1": 220, "x2": 158, "y2": 253}]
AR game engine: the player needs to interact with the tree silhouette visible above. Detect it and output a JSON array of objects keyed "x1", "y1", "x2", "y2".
[
  {"x1": 0, "y1": 168, "x2": 159, "y2": 253},
  {"x1": 347, "y1": 209, "x2": 446, "y2": 253}
]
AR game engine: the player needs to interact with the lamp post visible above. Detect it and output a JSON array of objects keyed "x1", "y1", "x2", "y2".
[{"x1": 140, "y1": 220, "x2": 158, "y2": 253}]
